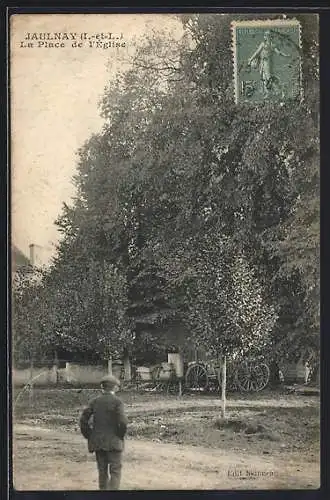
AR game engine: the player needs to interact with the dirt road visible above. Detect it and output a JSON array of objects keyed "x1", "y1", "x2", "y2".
[{"x1": 13, "y1": 424, "x2": 319, "y2": 490}]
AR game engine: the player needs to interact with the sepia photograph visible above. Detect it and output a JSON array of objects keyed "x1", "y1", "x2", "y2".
[{"x1": 11, "y1": 12, "x2": 320, "y2": 490}]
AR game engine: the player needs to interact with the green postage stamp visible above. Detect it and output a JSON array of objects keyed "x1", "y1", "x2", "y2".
[{"x1": 231, "y1": 19, "x2": 302, "y2": 104}]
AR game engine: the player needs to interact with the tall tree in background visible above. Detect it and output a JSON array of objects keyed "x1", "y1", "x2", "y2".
[
  {"x1": 174, "y1": 13, "x2": 319, "y2": 365},
  {"x1": 12, "y1": 268, "x2": 50, "y2": 365}
]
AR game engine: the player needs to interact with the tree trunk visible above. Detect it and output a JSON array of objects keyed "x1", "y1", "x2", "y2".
[
  {"x1": 220, "y1": 354, "x2": 227, "y2": 419},
  {"x1": 178, "y1": 379, "x2": 182, "y2": 398},
  {"x1": 108, "y1": 356, "x2": 113, "y2": 376},
  {"x1": 29, "y1": 356, "x2": 34, "y2": 404},
  {"x1": 54, "y1": 349, "x2": 59, "y2": 385},
  {"x1": 123, "y1": 350, "x2": 131, "y2": 381}
]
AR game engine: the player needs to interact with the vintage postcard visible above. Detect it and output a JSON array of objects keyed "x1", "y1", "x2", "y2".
[{"x1": 11, "y1": 13, "x2": 320, "y2": 491}]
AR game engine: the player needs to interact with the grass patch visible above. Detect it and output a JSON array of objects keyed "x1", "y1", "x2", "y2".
[{"x1": 127, "y1": 406, "x2": 319, "y2": 455}]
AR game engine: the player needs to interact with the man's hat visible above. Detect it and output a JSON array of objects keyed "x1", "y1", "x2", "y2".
[{"x1": 100, "y1": 374, "x2": 120, "y2": 389}]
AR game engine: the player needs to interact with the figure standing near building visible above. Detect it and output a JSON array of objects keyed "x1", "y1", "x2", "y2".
[
  {"x1": 79, "y1": 375, "x2": 128, "y2": 490},
  {"x1": 247, "y1": 30, "x2": 290, "y2": 97}
]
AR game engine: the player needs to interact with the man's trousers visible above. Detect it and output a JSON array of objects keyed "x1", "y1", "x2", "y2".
[{"x1": 95, "y1": 450, "x2": 122, "y2": 490}]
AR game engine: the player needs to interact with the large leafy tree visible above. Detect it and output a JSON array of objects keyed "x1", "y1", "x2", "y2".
[
  {"x1": 25, "y1": 13, "x2": 318, "y2": 375},
  {"x1": 172, "y1": 13, "x2": 319, "y2": 364},
  {"x1": 39, "y1": 240, "x2": 131, "y2": 361}
]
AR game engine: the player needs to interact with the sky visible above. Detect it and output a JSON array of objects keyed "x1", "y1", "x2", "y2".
[{"x1": 11, "y1": 14, "x2": 183, "y2": 264}]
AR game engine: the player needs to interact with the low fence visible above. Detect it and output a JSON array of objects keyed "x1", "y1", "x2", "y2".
[
  {"x1": 13, "y1": 365, "x2": 58, "y2": 386},
  {"x1": 12, "y1": 362, "x2": 116, "y2": 387},
  {"x1": 12, "y1": 354, "x2": 183, "y2": 388}
]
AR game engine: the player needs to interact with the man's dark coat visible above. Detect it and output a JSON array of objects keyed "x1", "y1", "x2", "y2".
[{"x1": 80, "y1": 392, "x2": 128, "y2": 453}]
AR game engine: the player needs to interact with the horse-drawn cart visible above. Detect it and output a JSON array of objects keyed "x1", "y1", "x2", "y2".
[
  {"x1": 135, "y1": 355, "x2": 270, "y2": 393},
  {"x1": 185, "y1": 357, "x2": 270, "y2": 392},
  {"x1": 136, "y1": 362, "x2": 179, "y2": 393}
]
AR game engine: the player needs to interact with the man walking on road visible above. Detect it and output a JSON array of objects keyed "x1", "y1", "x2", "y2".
[{"x1": 79, "y1": 374, "x2": 128, "y2": 490}]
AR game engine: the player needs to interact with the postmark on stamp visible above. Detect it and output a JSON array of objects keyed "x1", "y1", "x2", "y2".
[{"x1": 231, "y1": 19, "x2": 302, "y2": 104}]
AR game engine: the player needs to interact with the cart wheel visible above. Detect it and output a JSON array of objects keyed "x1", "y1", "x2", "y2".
[
  {"x1": 236, "y1": 360, "x2": 270, "y2": 392},
  {"x1": 185, "y1": 363, "x2": 208, "y2": 391}
]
